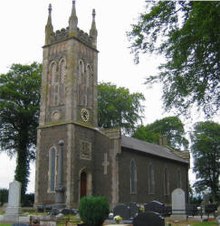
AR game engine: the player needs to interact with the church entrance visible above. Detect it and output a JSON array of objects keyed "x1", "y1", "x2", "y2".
[{"x1": 80, "y1": 171, "x2": 87, "y2": 198}]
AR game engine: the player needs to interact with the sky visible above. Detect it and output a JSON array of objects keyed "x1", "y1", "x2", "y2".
[{"x1": 0, "y1": 0, "x2": 218, "y2": 193}]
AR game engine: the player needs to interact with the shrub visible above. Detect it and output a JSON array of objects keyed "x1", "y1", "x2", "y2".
[
  {"x1": 79, "y1": 196, "x2": 109, "y2": 226},
  {"x1": 0, "y1": 189, "x2": 8, "y2": 206}
]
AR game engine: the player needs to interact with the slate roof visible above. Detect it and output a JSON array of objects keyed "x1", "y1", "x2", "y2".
[{"x1": 121, "y1": 135, "x2": 189, "y2": 164}]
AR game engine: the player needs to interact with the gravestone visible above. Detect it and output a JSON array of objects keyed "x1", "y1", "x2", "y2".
[
  {"x1": 4, "y1": 180, "x2": 21, "y2": 222},
  {"x1": 128, "y1": 202, "x2": 139, "y2": 219},
  {"x1": 171, "y1": 188, "x2": 186, "y2": 220},
  {"x1": 144, "y1": 200, "x2": 165, "y2": 216},
  {"x1": 133, "y1": 211, "x2": 165, "y2": 226},
  {"x1": 113, "y1": 204, "x2": 130, "y2": 220}
]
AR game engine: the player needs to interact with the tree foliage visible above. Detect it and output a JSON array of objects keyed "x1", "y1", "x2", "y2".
[
  {"x1": 98, "y1": 82, "x2": 145, "y2": 134},
  {"x1": 133, "y1": 116, "x2": 188, "y2": 150},
  {"x1": 191, "y1": 121, "x2": 220, "y2": 201},
  {"x1": 128, "y1": 1, "x2": 220, "y2": 117},
  {"x1": 0, "y1": 63, "x2": 41, "y2": 198}
]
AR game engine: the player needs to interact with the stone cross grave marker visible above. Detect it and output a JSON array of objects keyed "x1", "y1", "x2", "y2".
[{"x1": 171, "y1": 188, "x2": 186, "y2": 219}]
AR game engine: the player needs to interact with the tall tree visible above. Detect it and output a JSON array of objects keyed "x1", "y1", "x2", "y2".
[
  {"x1": 98, "y1": 82, "x2": 145, "y2": 134},
  {"x1": 0, "y1": 63, "x2": 41, "y2": 199},
  {"x1": 133, "y1": 116, "x2": 188, "y2": 150},
  {"x1": 128, "y1": 1, "x2": 220, "y2": 117},
  {"x1": 191, "y1": 121, "x2": 220, "y2": 201}
]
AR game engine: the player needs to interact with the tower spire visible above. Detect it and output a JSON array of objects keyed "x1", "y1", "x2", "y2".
[
  {"x1": 69, "y1": 0, "x2": 78, "y2": 36},
  {"x1": 89, "y1": 9, "x2": 98, "y2": 48},
  {"x1": 45, "y1": 4, "x2": 54, "y2": 45}
]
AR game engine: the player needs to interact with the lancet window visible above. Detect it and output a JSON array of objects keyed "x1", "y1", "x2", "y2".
[
  {"x1": 48, "y1": 147, "x2": 57, "y2": 192},
  {"x1": 78, "y1": 60, "x2": 93, "y2": 107},
  {"x1": 48, "y1": 58, "x2": 66, "y2": 106},
  {"x1": 130, "y1": 159, "x2": 137, "y2": 194}
]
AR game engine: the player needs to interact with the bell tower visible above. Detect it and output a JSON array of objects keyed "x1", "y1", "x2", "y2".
[
  {"x1": 35, "y1": 1, "x2": 99, "y2": 207},
  {"x1": 39, "y1": 0, "x2": 98, "y2": 127}
]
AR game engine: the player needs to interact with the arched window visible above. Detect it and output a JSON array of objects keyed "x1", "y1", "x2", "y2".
[
  {"x1": 130, "y1": 159, "x2": 137, "y2": 194},
  {"x1": 86, "y1": 65, "x2": 93, "y2": 108},
  {"x1": 148, "y1": 163, "x2": 155, "y2": 194},
  {"x1": 60, "y1": 59, "x2": 66, "y2": 84},
  {"x1": 59, "y1": 59, "x2": 66, "y2": 105},
  {"x1": 164, "y1": 167, "x2": 169, "y2": 195},
  {"x1": 49, "y1": 62, "x2": 59, "y2": 106},
  {"x1": 51, "y1": 62, "x2": 57, "y2": 83},
  {"x1": 78, "y1": 60, "x2": 86, "y2": 105},
  {"x1": 49, "y1": 147, "x2": 57, "y2": 192}
]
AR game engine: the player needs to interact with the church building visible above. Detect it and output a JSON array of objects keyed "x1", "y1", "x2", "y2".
[{"x1": 35, "y1": 1, "x2": 190, "y2": 208}]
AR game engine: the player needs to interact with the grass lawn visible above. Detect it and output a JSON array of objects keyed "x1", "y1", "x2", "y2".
[
  {"x1": 0, "y1": 222, "x2": 218, "y2": 226},
  {"x1": 166, "y1": 220, "x2": 217, "y2": 226}
]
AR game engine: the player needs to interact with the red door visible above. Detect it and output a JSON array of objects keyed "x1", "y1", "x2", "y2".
[{"x1": 80, "y1": 171, "x2": 87, "y2": 198}]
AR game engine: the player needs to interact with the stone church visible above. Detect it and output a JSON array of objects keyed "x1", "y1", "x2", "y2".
[{"x1": 35, "y1": 1, "x2": 190, "y2": 208}]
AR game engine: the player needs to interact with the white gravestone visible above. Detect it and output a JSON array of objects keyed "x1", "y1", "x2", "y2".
[
  {"x1": 171, "y1": 188, "x2": 186, "y2": 220},
  {"x1": 4, "y1": 180, "x2": 21, "y2": 222}
]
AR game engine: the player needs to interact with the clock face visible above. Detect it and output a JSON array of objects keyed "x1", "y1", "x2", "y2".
[{"x1": 81, "y1": 108, "x2": 89, "y2": 122}]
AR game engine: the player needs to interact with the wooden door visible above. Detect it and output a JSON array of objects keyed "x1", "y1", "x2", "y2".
[{"x1": 80, "y1": 171, "x2": 87, "y2": 198}]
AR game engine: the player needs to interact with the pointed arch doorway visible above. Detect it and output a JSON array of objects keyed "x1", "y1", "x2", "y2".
[
  {"x1": 80, "y1": 170, "x2": 92, "y2": 198},
  {"x1": 80, "y1": 171, "x2": 87, "y2": 198}
]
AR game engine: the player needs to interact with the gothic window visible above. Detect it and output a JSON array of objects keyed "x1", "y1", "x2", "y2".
[
  {"x1": 48, "y1": 147, "x2": 57, "y2": 192},
  {"x1": 148, "y1": 163, "x2": 155, "y2": 194},
  {"x1": 177, "y1": 168, "x2": 182, "y2": 188},
  {"x1": 164, "y1": 167, "x2": 170, "y2": 195},
  {"x1": 60, "y1": 59, "x2": 66, "y2": 84},
  {"x1": 49, "y1": 62, "x2": 59, "y2": 106},
  {"x1": 59, "y1": 59, "x2": 66, "y2": 105},
  {"x1": 51, "y1": 62, "x2": 58, "y2": 83},
  {"x1": 86, "y1": 64, "x2": 93, "y2": 108},
  {"x1": 78, "y1": 60, "x2": 86, "y2": 106},
  {"x1": 130, "y1": 159, "x2": 137, "y2": 194}
]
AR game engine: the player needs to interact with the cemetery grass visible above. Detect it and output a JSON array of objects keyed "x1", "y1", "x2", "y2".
[{"x1": 166, "y1": 220, "x2": 217, "y2": 226}]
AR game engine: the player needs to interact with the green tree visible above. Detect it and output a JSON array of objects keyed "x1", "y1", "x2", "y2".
[
  {"x1": 0, "y1": 188, "x2": 8, "y2": 206},
  {"x1": 128, "y1": 1, "x2": 220, "y2": 117},
  {"x1": 0, "y1": 63, "x2": 41, "y2": 199},
  {"x1": 191, "y1": 121, "x2": 220, "y2": 202},
  {"x1": 133, "y1": 116, "x2": 188, "y2": 150},
  {"x1": 98, "y1": 82, "x2": 145, "y2": 134}
]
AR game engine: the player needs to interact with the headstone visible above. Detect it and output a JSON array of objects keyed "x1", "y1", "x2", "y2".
[
  {"x1": 133, "y1": 211, "x2": 165, "y2": 226},
  {"x1": 60, "y1": 208, "x2": 78, "y2": 215},
  {"x1": 4, "y1": 180, "x2": 21, "y2": 222},
  {"x1": 171, "y1": 188, "x2": 186, "y2": 220},
  {"x1": 113, "y1": 204, "x2": 130, "y2": 220},
  {"x1": 186, "y1": 204, "x2": 198, "y2": 217},
  {"x1": 144, "y1": 200, "x2": 165, "y2": 216},
  {"x1": 128, "y1": 202, "x2": 139, "y2": 219}
]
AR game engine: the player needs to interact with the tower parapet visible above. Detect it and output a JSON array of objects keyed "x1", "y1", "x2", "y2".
[{"x1": 44, "y1": 1, "x2": 97, "y2": 49}]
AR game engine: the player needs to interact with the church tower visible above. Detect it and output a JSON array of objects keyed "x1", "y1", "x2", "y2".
[{"x1": 35, "y1": 1, "x2": 102, "y2": 208}]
